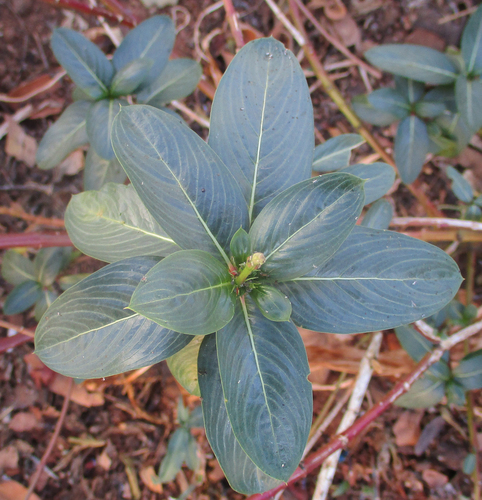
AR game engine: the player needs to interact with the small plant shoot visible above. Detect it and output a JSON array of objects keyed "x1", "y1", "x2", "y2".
[
  {"x1": 35, "y1": 38, "x2": 462, "y2": 494},
  {"x1": 1, "y1": 248, "x2": 82, "y2": 321},
  {"x1": 353, "y1": 4, "x2": 482, "y2": 184},
  {"x1": 36, "y1": 16, "x2": 202, "y2": 190}
]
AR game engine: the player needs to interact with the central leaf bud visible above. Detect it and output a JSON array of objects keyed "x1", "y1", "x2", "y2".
[{"x1": 234, "y1": 252, "x2": 266, "y2": 286}]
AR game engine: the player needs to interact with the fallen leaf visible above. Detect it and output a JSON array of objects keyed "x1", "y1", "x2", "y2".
[
  {"x1": 7, "y1": 74, "x2": 61, "y2": 100},
  {"x1": 8, "y1": 412, "x2": 39, "y2": 433},
  {"x1": 0, "y1": 446, "x2": 19, "y2": 471},
  {"x1": 414, "y1": 416, "x2": 446, "y2": 456},
  {"x1": 49, "y1": 374, "x2": 104, "y2": 407},
  {"x1": 98, "y1": 449, "x2": 112, "y2": 471},
  {"x1": 393, "y1": 410, "x2": 424, "y2": 447},
  {"x1": 324, "y1": 0, "x2": 347, "y2": 20},
  {"x1": 140, "y1": 466, "x2": 162, "y2": 493},
  {"x1": 56, "y1": 149, "x2": 85, "y2": 177},
  {"x1": 405, "y1": 28, "x2": 445, "y2": 51},
  {"x1": 0, "y1": 481, "x2": 40, "y2": 500},
  {"x1": 422, "y1": 469, "x2": 448, "y2": 489},
  {"x1": 5, "y1": 121, "x2": 37, "y2": 167},
  {"x1": 331, "y1": 14, "x2": 361, "y2": 49}
]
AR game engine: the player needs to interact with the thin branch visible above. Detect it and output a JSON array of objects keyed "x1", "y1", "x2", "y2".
[
  {"x1": 99, "y1": 0, "x2": 139, "y2": 25},
  {"x1": 170, "y1": 100, "x2": 210, "y2": 128},
  {"x1": 312, "y1": 332, "x2": 382, "y2": 500},
  {"x1": 0, "y1": 207, "x2": 65, "y2": 228},
  {"x1": 264, "y1": 0, "x2": 305, "y2": 45},
  {"x1": 0, "y1": 320, "x2": 35, "y2": 338},
  {"x1": 291, "y1": 0, "x2": 381, "y2": 78},
  {"x1": 0, "y1": 70, "x2": 65, "y2": 104},
  {"x1": 401, "y1": 229, "x2": 482, "y2": 243},
  {"x1": 0, "y1": 233, "x2": 72, "y2": 250},
  {"x1": 391, "y1": 217, "x2": 482, "y2": 231},
  {"x1": 223, "y1": 0, "x2": 245, "y2": 49},
  {"x1": 247, "y1": 319, "x2": 482, "y2": 500},
  {"x1": 24, "y1": 378, "x2": 73, "y2": 500},
  {"x1": 40, "y1": 0, "x2": 136, "y2": 27}
]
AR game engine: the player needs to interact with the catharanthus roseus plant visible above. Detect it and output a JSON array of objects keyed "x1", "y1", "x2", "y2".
[
  {"x1": 35, "y1": 38, "x2": 462, "y2": 494},
  {"x1": 353, "y1": 4, "x2": 482, "y2": 184},
  {"x1": 36, "y1": 15, "x2": 201, "y2": 190}
]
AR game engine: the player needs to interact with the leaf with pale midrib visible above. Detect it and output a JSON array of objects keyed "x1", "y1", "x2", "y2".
[{"x1": 208, "y1": 38, "x2": 314, "y2": 222}]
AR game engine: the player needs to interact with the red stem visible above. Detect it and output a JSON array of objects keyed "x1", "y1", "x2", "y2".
[
  {"x1": 99, "y1": 0, "x2": 140, "y2": 25},
  {"x1": 0, "y1": 333, "x2": 32, "y2": 354},
  {"x1": 247, "y1": 348, "x2": 445, "y2": 500},
  {"x1": 40, "y1": 0, "x2": 137, "y2": 27},
  {"x1": 0, "y1": 232, "x2": 72, "y2": 249}
]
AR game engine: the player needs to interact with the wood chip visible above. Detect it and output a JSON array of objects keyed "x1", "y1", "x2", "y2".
[
  {"x1": 422, "y1": 469, "x2": 448, "y2": 489},
  {"x1": 5, "y1": 121, "x2": 37, "y2": 167},
  {"x1": 0, "y1": 446, "x2": 19, "y2": 471},
  {"x1": 0, "y1": 481, "x2": 40, "y2": 500},
  {"x1": 393, "y1": 410, "x2": 424, "y2": 447},
  {"x1": 8, "y1": 412, "x2": 39, "y2": 433}
]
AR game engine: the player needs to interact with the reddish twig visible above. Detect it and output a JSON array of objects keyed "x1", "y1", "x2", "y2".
[
  {"x1": 0, "y1": 232, "x2": 72, "y2": 249},
  {"x1": 40, "y1": 0, "x2": 136, "y2": 27},
  {"x1": 0, "y1": 206, "x2": 65, "y2": 228},
  {"x1": 223, "y1": 0, "x2": 245, "y2": 49},
  {"x1": 0, "y1": 320, "x2": 35, "y2": 339},
  {"x1": 99, "y1": 0, "x2": 140, "y2": 25},
  {"x1": 0, "y1": 334, "x2": 33, "y2": 353},
  {"x1": 248, "y1": 319, "x2": 482, "y2": 500},
  {"x1": 24, "y1": 377, "x2": 73, "y2": 500}
]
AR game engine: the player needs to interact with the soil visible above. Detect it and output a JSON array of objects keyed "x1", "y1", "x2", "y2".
[{"x1": 0, "y1": 0, "x2": 481, "y2": 499}]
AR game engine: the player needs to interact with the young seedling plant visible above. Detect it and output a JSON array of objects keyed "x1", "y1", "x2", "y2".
[
  {"x1": 352, "y1": 4, "x2": 482, "y2": 184},
  {"x1": 35, "y1": 38, "x2": 463, "y2": 495},
  {"x1": 36, "y1": 15, "x2": 202, "y2": 190},
  {"x1": 1, "y1": 247, "x2": 80, "y2": 321}
]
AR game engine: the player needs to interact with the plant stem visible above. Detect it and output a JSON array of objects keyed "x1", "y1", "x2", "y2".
[
  {"x1": 0, "y1": 232, "x2": 72, "y2": 249},
  {"x1": 223, "y1": 0, "x2": 245, "y2": 49},
  {"x1": 290, "y1": 0, "x2": 381, "y2": 78},
  {"x1": 280, "y1": 0, "x2": 441, "y2": 217},
  {"x1": 0, "y1": 206, "x2": 65, "y2": 228},
  {"x1": 391, "y1": 217, "x2": 482, "y2": 231},
  {"x1": 247, "y1": 318, "x2": 482, "y2": 500},
  {"x1": 24, "y1": 378, "x2": 73, "y2": 500},
  {"x1": 40, "y1": 0, "x2": 136, "y2": 27}
]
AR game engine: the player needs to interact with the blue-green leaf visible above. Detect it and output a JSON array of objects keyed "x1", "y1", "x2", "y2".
[
  {"x1": 249, "y1": 173, "x2": 365, "y2": 281},
  {"x1": 216, "y1": 299, "x2": 311, "y2": 481},
  {"x1": 112, "y1": 16, "x2": 175, "y2": 86},
  {"x1": 65, "y1": 183, "x2": 178, "y2": 263},
  {"x1": 3, "y1": 280, "x2": 42, "y2": 315},
  {"x1": 453, "y1": 349, "x2": 482, "y2": 390},
  {"x1": 86, "y1": 99, "x2": 126, "y2": 160},
  {"x1": 1, "y1": 250, "x2": 35, "y2": 286},
  {"x1": 130, "y1": 250, "x2": 235, "y2": 335},
  {"x1": 34, "y1": 247, "x2": 72, "y2": 286},
  {"x1": 158, "y1": 428, "x2": 190, "y2": 482},
  {"x1": 208, "y1": 38, "x2": 314, "y2": 222},
  {"x1": 340, "y1": 162, "x2": 395, "y2": 204},
  {"x1": 251, "y1": 285, "x2": 292, "y2": 322},
  {"x1": 51, "y1": 28, "x2": 113, "y2": 99},
  {"x1": 312, "y1": 134, "x2": 365, "y2": 172},
  {"x1": 394, "y1": 115, "x2": 429, "y2": 184},
  {"x1": 395, "y1": 375, "x2": 445, "y2": 408},
  {"x1": 425, "y1": 85, "x2": 457, "y2": 112},
  {"x1": 352, "y1": 94, "x2": 400, "y2": 126},
  {"x1": 446, "y1": 165, "x2": 474, "y2": 203},
  {"x1": 368, "y1": 88, "x2": 410, "y2": 119},
  {"x1": 461, "y1": 4, "x2": 482, "y2": 75},
  {"x1": 365, "y1": 44, "x2": 458, "y2": 85},
  {"x1": 198, "y1": 334, "x2": 283, "y2": 494},
  {"x1": 36, "y1": 101, "x2": 90, "y2": 170},
  {"x1": 83, "y1": 148, "x2": 127, "y2": 191},
  {"x1": 414, "y1": 100, "x2": 446, "y2": 119},
  {"x1": 394, "y1": 77, "x2": 425, "y2": 103},
  {"x1": 455, "y1": 74, "x2": 482, "y2": 133},
  {"x1": 137, "y1": 59, "x2": 203, "y2": 106},
  {"x1": 395, "y1": 324, "x2": 450, "y2": 380},
  {"x1": 360, "y1": 199, "x2": 393, "y2": 230},
  {"x1": 110, "y1": 58, "x2": 152, "y2": 96},
  {"x1": 279, "y1": 226, "x2": 463, "y2": 334},
  {"x1": 230, "y1": 227, "x2": 251, "y2": 266},
  {"x1": 34, "y1": 289, "x2": 58, "y2": 322},
  {"x1": 112, "y1": 105, "x2": 248, "y2": 264},
  {"x1": 35, "y1": 257, "x2": 192, "y2": 379}
]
